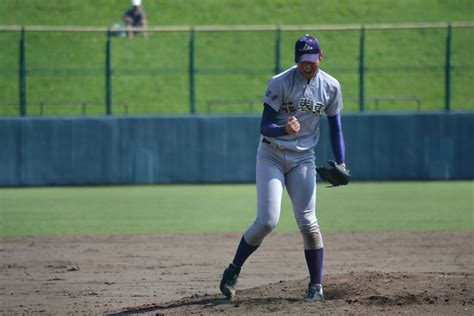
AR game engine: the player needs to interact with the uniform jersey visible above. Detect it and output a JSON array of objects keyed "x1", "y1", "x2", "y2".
[{"x1": 262, "y1": 65, "x2": 343, "y2": 152}]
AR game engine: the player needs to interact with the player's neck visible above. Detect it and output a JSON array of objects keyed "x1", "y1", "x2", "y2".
[{"x1": 298, "y1": 67, "x2": 318, "y2": 81}]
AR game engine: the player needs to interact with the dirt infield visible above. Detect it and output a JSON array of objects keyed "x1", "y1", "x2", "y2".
[{"x1": 1, "y1": 232, "x2": 473, "y2": 315}]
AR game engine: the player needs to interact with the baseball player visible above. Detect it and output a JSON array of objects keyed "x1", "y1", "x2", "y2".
[{"x1": 219, "y1": 34, "x2": 349, "y2": 301}]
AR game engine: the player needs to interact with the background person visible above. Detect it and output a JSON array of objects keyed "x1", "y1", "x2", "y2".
[{"x1": 123, "y1": 0, "x2": 148, "y2": 39}]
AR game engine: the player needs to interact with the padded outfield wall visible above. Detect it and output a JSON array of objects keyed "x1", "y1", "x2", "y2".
[{"x1": 0, "y1": 112, "x2": 472, "y2": 186}]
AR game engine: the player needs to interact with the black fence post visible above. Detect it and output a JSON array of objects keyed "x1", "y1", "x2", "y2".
[
  {"x1": 19, "y1": 27, "x2": 27, "y2": 116},
  {"x1": 274, "y1": 27, "x2": 281, "y2": 74},
  {"x1": 359, "y1": 26, "x2": 366, "y2": 112},
  {"x1": 105, "y1": 29, "x2": 112, "y2": 115},
  {"x1": 444, "y1": 24, "x2": 452, "y2": 112},
  {"x1": 189, "y1": 28, "x2": 196, "y2": 114}
]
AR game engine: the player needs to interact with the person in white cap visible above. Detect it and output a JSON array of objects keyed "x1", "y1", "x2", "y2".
[{"x1": 123, "y1": 0, "x2": 148, "y2": 38}]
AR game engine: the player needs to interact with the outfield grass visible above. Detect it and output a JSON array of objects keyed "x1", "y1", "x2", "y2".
[
  {"x1": 0, "y1": 0, "x2": 473, "y2": 115},
  {"x1": 0, "y1": 181, "x2": 472, "y2": 237}
]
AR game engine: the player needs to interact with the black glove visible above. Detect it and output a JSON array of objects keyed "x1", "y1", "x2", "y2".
[{"x1": 316, "y1": 160, "x2": 351, "y2": 187}]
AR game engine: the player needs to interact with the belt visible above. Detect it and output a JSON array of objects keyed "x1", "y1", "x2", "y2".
[{"x1": 262, "y1": 138, "x2": 287, "y2": 150}]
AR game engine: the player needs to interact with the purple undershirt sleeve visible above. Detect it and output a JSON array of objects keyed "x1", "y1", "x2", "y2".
[
  {"x1": 327, "y1": 113, "x2": 346, "y2": 164},
  {"x1": 260, "y1": 103, "x2": 288, "y2": 138}
]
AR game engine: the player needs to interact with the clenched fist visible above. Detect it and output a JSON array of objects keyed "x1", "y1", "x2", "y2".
[{"x1": 285, "y1": 116, "x2": 300, "y2": 135}]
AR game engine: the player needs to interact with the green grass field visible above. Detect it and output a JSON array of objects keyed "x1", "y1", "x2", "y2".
[
  {"x1": 0, "y1": 0, "x2": 473, "y2": 115},
  {"x1": 0, "y1": 181, "x2": 472, "y2": 237}
]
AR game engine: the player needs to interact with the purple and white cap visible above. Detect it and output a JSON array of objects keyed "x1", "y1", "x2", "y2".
[{"x1": 294, "y1": 34, "x2": 321, "y2": 63}]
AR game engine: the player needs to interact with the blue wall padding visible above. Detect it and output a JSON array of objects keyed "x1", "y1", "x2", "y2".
[{"x1": 0, "y1": 112, "x2": 472, "y2": 186}]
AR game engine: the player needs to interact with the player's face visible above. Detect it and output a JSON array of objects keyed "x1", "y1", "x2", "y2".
[
  {"x1": 297, "y1": 52, "x2": 323, "y2": 80},
  {"x1": 297, "y1": 61, "x2": 319, "y2": 80}
]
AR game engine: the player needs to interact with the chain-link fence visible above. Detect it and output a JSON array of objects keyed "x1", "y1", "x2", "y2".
[{"x1": 0, "y1": 23, "x2": 473, "y2": 116}]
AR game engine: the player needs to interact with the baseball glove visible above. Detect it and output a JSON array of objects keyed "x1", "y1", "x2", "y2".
[{"x1": 316, "y1": 160, "x2": 351, "y2": 187}]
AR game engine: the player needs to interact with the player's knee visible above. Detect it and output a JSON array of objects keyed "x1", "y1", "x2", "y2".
[
  {"x1": 253, "y1": 217, "x2": 278, "y2": 235},
  {"x1": 299, "y1": 219, "x2": 319, "y2": 233},
  {"x1": 300, "y1": 223, "x2": 323, "y2": 249},
  {"x1": 244, "y1": 219, "x2": 277, "y2": 245},
  {"x1": 260, "y1": 220, "x2": 278, "y2": 234}
]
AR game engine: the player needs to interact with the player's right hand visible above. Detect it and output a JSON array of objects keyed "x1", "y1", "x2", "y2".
[{"x1": 285, "y1": 116, "x2": 300, "y2": 135}]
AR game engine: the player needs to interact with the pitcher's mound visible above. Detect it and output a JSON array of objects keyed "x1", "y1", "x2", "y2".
[{"x1": 109, "y1": 271, "x2": 473, "y2": 315}]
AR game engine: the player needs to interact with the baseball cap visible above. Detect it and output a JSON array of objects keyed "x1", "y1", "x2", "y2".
[
  {"x1": 294, "y1": 34, "x2": 321, "y2": 63},
  {"x1": 132, "y1": 0, "x2": 142, "y2": 6}
]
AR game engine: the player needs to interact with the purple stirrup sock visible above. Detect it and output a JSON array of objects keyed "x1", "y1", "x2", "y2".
[
  {"x1": 305, "y1": 248, "x2": 324, "y2": 285},
  {"x1": 232, "y1": 236, "x2": 259, "y2": 268}
]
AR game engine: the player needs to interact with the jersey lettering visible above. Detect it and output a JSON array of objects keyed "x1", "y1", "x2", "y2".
[
  {"x1": 312, "y1": 102, "x2": 327, "y2": 115},
  {"x1": 297, "y1": 98, "x2": 327, "y2": 115},
  {"x1": 282, "y1": 101, "x2": 296, "y2": 113},
  {"x1": 298, "y1": 98, "x2": 313, "y2": 112}
]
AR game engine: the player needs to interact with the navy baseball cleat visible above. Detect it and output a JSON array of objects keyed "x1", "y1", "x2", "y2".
[
  {"x1": 219, "y1": 263, "x2": 241, "y2": 299},
  {"x1": 303, "y1": 283, "x2": 324, "y2": 302}
]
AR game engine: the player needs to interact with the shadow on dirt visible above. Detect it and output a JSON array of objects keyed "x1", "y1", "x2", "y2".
[{"x1": 105, "y1": 296, "x2": 300, "y2": 315}]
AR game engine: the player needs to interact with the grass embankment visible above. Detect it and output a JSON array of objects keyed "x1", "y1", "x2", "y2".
[{"x1": 0, "y1": 0, "x2": 473, "y2": 115}]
